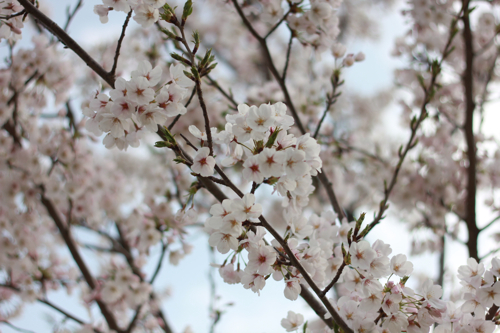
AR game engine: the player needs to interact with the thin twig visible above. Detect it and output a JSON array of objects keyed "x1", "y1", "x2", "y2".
[
  {"x1": 0, "y1": 321, "x2": 36, "y2": 333},
  {"x1": 320, "y1": 262, "x2": 346, "y2": 297},
  {"x1": 206, "y1": 75, "x2": 238, "y2": 108},
  {"x1": 478, "y1": 51, "x2": 499, "y2": 132},
  {"x1": 282, "y1": 32, "x2": 293, "y2": 81},
  {"x1": 480, "y1": 247, "x2": 500, "y2": 261},
  {"x1": 66, "y1": 101, "x2": 79, "y2": 137},
  {"x1": 110, "y1": 10, "x2": 133, "y2": 79},
  {"x1": 180, "y1": 133, "x2": 199, "y2": 151},
  {"x1": 481, "y1": 214, "x2": 500, "y2": 232},
  {"x1": 0, "y1": 10, "x2": 26, "y2": 20},
  {"x1": 195, "y1": 77, "x2": 214, "y2": 155},
  {"x1": 360, "y1": 12, "x2": 461, "y2": 240},
  {"x1": 0, "y1": 284, "x2": 98, "y2": 331},
  {"x1": 264, "y1": 10, "x2": 291, "y2": 39},
  {"x1": 231, "y1": 0, "x2": 306, "y2": 134},
  {"x1": 150, "y1": 241, "x2": 168, "y2": 284},
  {"x1": 63, "y1": 0, "x2": 83, "y2": 32},
  {"x1": 314, "y1": 73, "x2": 341, "y2": 139},
  {"x1": 168, "y1": 86, "x2": 196, "y2": 131},
  {"x1": 334, "y1": 139, "x2": 387, "y2": 165}
]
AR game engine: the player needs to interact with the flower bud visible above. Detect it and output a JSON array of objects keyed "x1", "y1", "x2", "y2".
[
  {"x1": 343, "y1": 55, "x2": 355, "y2": 67},
  {"x1": 355, "y1": 51, "x2": 366, "y2": 62},
  {"x1": 332, "y1": 43, "x2": 346, "y2": 58}
]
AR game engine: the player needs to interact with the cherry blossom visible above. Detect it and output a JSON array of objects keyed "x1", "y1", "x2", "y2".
[{"x1": 191, "y1": 147, "x2": 215, "y2": 177}]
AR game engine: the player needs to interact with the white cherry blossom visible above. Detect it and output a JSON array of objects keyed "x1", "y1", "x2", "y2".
[{"x1": 191, "y1": 147, "x2": 215, "y2": 177}]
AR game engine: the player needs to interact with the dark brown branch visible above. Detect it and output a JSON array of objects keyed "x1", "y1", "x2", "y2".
[
  {"x1": 0, "y1": 10, "x2": 26, "y2": 20},
  {"x1": 257, "y1": 214, "x2": 351, "y2": 332},
  {"x1": 437, "y1": 235, "x2": 445, "y2": 287},
  {"x1": 195, "y1": 78, "x2": 214, "y2": 155},
  {"x1": 66, "y1": 101, "x2": 79, "y2": 137},
  {"x1": 17, "y1": 0, "x2": 115, "y2": 88},
  {"x1": 110, "y1": 10, "x2": 133, "y2": 79},
  {"x1": 486, "y1": 304, "x2": 499, "y2": 320},
  {"x1": 39, "y1": 194, "x2": 120, "y2": 332},
  {"x1": 317, "y1": 171, "x2": 346, "y2": 220},
  {"x1": 462, "y1": 0, "x2": 479, "y2": 261}
]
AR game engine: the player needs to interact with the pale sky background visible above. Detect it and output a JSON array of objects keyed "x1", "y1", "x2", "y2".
[{"x1": 3, "y1": 1, "x2": 500, "y2": 333}]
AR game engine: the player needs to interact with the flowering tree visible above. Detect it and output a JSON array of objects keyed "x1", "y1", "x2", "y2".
[{"x1": 1, "y1": 0, "x2": 500, "y2": 332}]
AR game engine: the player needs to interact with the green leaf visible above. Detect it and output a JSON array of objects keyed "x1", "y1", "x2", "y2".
[
  {"x1": 171, "y1": 52, "x2": 191, "y2": 66},
  {"x1": 182, "y1": 0, "x2": 193, "y2": 21},
  {"x1": 201, "y1": 48, "x2": 212, "y2": 67},
  {"x1": 191, "y1": 66, "x2": 200, "y2": 80},
  {"x1": 265, "y1": 128, "x2": 281, "y2": 148},
  {"x1": 154, "y1": 141, "x2": 170, "y2": 148}
]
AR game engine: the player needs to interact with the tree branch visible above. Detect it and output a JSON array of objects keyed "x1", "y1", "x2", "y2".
[
  {"x1": 462, "y1": 0, "x2": 479, "y2": 261},
  {"x1": 18, "y1": 0, "x2": 115, "y2": 88},
  {"x1": 39, "y1": 193, "x2": 120, "y2": 332}
]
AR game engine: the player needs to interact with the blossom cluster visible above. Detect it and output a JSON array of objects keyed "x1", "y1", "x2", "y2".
[
  {"x1": 94, "y1": 0, "x2": 166, "y2": 27},
  {"x1": 190, "y1": 102, "x2": 322, "y2": 208},
  {"x1": 241, "y1": 0, "x2": 342, "y2": 51},
  {"x1": 83, "y1": 60, "x2": 193, "y2": 150}
]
